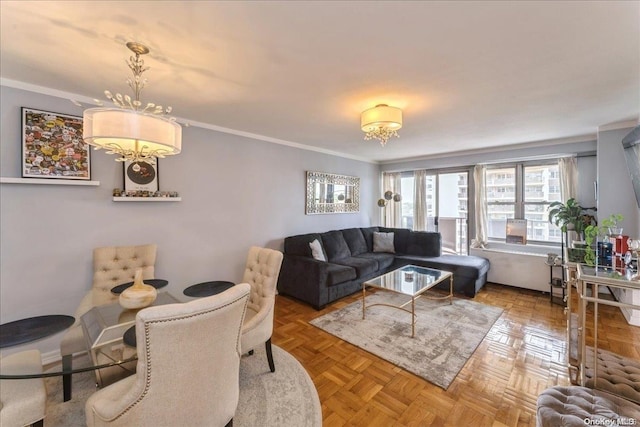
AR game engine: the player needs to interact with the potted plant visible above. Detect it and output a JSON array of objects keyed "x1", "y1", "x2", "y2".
[{"x1": 548, "y1": 198, "x2": 586, "y2": 237}]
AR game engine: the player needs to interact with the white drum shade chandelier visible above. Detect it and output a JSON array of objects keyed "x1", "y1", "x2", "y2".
[
  {"x1": 83, "y1": 42, "x2": 181, "y2": 164},
  {"x1": 361, "y1": 104, "x2": 403, "y2": 146}
]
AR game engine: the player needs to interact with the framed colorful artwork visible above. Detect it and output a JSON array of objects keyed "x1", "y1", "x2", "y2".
[
  {"x1": 123, "y1": 160, "x2": 159, "y2": 194},
  {"x1": 21, "y1": 107, "x2": 91, "y2": 180}
]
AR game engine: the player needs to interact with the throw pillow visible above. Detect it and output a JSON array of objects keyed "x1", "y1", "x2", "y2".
[
  {"x1": 373, "y1": 232, "x2": 395, "y2": 253},
  {"x1": 309, "y1": 239, "x2": 326, "y2": 261}
]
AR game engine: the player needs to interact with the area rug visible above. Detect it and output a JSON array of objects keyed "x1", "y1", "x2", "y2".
[
  {"x1": 44, "y1": 345, "x2": 321, "y2": 426},
  {"x1": 310, "y1": 292, "x2": 503, "y2": 389}
]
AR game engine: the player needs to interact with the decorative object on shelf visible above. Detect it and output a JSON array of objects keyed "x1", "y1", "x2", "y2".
[
  {"x1": 361, "y1": 104, "x2": 402, "y2": 146},
  {"x1": 118, "y1": 268, "x2": 157, "y2": 309},
  {"x1": 377, "y1": 190, "x2": 402, "y2": 207},
  {"x1": 21, "y1": 108, "x2": 91, "y2": 180},
  {"x1": 584, "y1": 214, "x2": 625, "y2": 267},
  {"x1": 123, "y1": 159, "x2": 159, "y2": 193},
  {"x1": 113, "y1": 188, "x2": 179, "y2": 198},
  {"x1": 306, "y1": 171, "x2": 360, "y2": 214},
  {"x1": 83, "y1": 41, "x2": 182, "y2": 165},
  {"x1": 506, "y1": 219, "x2": 527, "y2": 245}
]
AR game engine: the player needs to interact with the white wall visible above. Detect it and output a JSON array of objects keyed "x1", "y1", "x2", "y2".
[{"x1": 0, "y1": 85, "x2": 380, "y2": 355}]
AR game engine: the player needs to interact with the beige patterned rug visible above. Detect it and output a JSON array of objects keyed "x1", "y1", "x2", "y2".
[
  {"x1": 44, "y1": 345, "x2": 321, "y2": 426},
  {"x1": 310, "y1": 292, "x2": 503, "y2": 390}
]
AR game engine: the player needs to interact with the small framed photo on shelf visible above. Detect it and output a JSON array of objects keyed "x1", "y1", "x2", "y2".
[
  {"x1": 123, "y1": 160, "x2": 159, "y2": 193},
  {"x1": 21, "y1": 107, "x2": 91, "y2": 180}
]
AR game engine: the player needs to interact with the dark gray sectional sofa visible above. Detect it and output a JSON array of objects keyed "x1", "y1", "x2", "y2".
[{"x1": 277, "y1": 226, "x2": 490, "y2": 310}]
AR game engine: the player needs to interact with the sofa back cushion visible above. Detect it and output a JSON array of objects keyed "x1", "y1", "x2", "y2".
[
  {"x1": 342, "y1": 228, "x2": 368, "y2": 255},
  {"x1": 360, "y1": 227, "x2": 380, "y2": 252},
  {"x1": 284, "y1": 233, "x2": 324, "y2": 257},
  {"x1": 406, "y1": 232, "x2": 442, "y2": 257},
  {"x1": 321, "y1": 230, "x2": 351, "y2": 261},
  {"x1": 380, "y1": 227, "x2": 411, "y2": 254}
]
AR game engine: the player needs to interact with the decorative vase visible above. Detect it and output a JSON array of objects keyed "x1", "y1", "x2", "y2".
[{"x1": 119, "y1": 269, "x2": 157, "y2": 309}]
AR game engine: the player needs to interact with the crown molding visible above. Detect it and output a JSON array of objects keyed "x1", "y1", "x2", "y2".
[{"x1": 1, "y1": 78, "x2": 375, "y2": 164}]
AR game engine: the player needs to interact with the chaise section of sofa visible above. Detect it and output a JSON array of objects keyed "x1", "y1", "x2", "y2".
[{"x1": 277, "y1": 227, "x2": 490, "y2": 310}]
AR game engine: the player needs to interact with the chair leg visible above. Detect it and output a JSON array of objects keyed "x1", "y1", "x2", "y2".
[
  {"x1": 62, "y1": 354, "x2": 73, "y2": 402},
  {"x1": 33, "y1": 419, "x2": 44, "y2": 427},
  {"x1": 266, "y1": 338, "x2": 275, "y2": 373},
  {"x1": 225, "y1": 418, "x2": 233, "y2": 427}
]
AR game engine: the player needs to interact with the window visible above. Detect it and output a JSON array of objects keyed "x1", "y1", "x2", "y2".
[{"x1": 486, "y1": 162, "x2": 561, "y2": 243}]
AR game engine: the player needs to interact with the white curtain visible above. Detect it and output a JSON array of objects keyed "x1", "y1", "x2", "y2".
[
  {"x1": 559, "y1": 156, "x2": 578, "y2": 202},
  {"x1": 471, "y1": 165, "x2": 488, "y2": 248},
  {"x1": 413, "y1": 170, "x2": 427, "y2": 231},
  {"x1": 382, "y1": 172, "x2": 402, "y2": 227}
]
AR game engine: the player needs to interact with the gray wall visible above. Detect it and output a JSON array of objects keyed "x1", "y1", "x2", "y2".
[
  {"x1": 597, "y1": 126, "x2": 639, "y2": 238},
  {"x1": 0, "y1": 85, "x2": 379, "y2": 355}
]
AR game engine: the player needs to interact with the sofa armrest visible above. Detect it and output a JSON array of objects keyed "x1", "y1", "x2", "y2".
[{"x1": 277, "y1": 255, "x2": 331, "y2": 309}]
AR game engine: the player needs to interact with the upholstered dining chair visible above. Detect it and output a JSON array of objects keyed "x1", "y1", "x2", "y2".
[
  {"x1": 0, "y1": 349, "x2": 46, "y2": 427},
  {"x1": 60, "y1": 243, "x2": 157, "y2": 401},
  {"x1": 240, "y1": 246, "x2": 284, "y2": 372},
  {"x1": 85, "y1": 282, "x2": 251, "y2": 427}
]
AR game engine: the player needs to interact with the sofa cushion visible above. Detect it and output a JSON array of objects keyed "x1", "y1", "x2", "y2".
[
  {"x1": 373, "y1": 232, "x2": 395, "y2": 253},
  {"x1": 284, "y1": 233, "x2": 324, "y2": 257},
  {"x1": 360, "y1": 227, "x2": 380, "y2": 252},
  {"x1": 342, "y1": 228, "x2": 368, "y2": 256},
  {"x1": 309, "y1": 239, "x2": 326, "y2": 261},
  {"x1": 396, "y1": 254, "x2": 490, "y2": 279},
  {"x1": 333, "y1": 257, "x2": 378, "y2": 278},
  {"x1": 321, "y1": 231, "x2": 351, "y2": 261},
  {"x1": 326, "y1": 263, "x2": 357, "y2": 286},
  {"x1": 406, "y1": 232, "x2": 442, "y2": 257},
  {"x1": 356, "y1": 253, "x2": 395, "y2": 271},
  {"x1": 380, "y1": 228, "x2": 411, "y2": 253}
]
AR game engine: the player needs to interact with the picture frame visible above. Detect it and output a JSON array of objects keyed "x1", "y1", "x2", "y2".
[
  {"x1": 21, "y1": 107, "x2": 91, "y2": 180},
  {"x1": 123, "y1": 160, "x2": 159, "y2": 194},
  {"x1": 506, "y1": 219, "x2": 528, "y2": 245}
]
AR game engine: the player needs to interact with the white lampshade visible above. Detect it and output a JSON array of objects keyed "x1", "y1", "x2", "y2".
[
  {"x1": 83, "y1": 108, "x2": 182, "y2": 158},
  {"x1": 361, "y1": 104, "x2": 403, "y2": 132}
]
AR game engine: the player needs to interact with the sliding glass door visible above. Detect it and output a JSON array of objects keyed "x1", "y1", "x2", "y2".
[{"x1": 398, "y1": 170, "x2": 469, "y2": 255}]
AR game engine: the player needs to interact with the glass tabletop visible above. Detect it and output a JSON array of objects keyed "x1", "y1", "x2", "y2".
[
  {"x1": 0, "y1": 356, "x2": 138, "y2": 379},
  {"x1": 364, "y1": 265, "x2": 452, "y2": 296},
  {"x1": 577, "y1": 264, "x2": 640, "y2": 290}
]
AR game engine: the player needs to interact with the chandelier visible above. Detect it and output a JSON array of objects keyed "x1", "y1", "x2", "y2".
[
  {"x1": 361, "y1": 104, "x2": 403, "y2": 146},
  {"x1": 83, "y1": 42, "x2": 182, "y2": 164}
]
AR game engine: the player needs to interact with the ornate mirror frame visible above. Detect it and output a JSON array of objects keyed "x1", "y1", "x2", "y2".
[{"x1": 305, "y1": 171, "x2": 360, "y2": 214}]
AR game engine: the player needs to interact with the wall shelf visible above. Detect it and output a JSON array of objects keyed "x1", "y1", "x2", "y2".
[
  {"x1": 112, "y1": 197, "x2": 182, "y2": 202},
  {"x1": 0, "y1": 177, "x2": 100, "y2": 186}
]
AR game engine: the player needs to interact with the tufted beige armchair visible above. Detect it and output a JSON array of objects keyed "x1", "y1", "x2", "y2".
[
  {"x1": 60, "y1": 244, "x2": 157, "y2": 401},
  {"x1": 240, "y1": 246, "x2": 284, "y2": 372},
  {"x1": 85, "y1": 283, "x2": 251, "y2": 427},
  {"x1": 0, "y1": 350, "x2": 46, "y2": 427}
]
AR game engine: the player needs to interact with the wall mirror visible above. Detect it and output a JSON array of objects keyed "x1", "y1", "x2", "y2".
[{"x1": 306, "y1": 171, "x2": 360, "y2": 214}]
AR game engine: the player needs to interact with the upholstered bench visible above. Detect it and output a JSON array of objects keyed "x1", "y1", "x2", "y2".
[
  {"x1": 584, "y1": 347, "x2": 640, "y2": 404},
  {"x1": 536, "y1": 386, "x2": 640, "y2": 427},
  {"x1": 0, "y1": 349, "x2": 46, "y2": 427}
]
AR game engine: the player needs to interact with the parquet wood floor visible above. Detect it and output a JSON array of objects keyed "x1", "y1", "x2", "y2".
[{"x1": 272, "y1": 283, "x2": 640, "y2": 427}]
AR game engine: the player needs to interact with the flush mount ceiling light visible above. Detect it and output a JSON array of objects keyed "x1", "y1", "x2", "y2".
[
  {"x1": 360, "y1": 104, "x2": 403, "y2": 146},
  {"x1": 83, "y1": 42, "x2": 182, "y2": 164}
]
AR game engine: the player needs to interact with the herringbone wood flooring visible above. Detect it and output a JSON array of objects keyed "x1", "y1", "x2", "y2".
[{"x1": 272, "y1": 283, "x2": 640, "y2": 427}]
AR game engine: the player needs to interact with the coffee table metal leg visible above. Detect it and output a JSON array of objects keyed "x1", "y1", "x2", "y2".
[
  {"x1": 62, "y1": 354, "x2": 72, "y2": 402},
  {"x1": 449, "y1": 276, "x2": 453, "y2": 305},
  {"x1": 362, "y1": 284, "x2": 366, "y2": 320},
  {"x1": 411, "y1": 297, "x2": 415, "y2": 338}
]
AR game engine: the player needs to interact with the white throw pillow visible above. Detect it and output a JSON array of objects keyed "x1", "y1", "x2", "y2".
[
  {"x1": 373, "y1": 232, "x2": 395, "y2": 253},
  {"x1": 309, "y1": 239, "x2": 326, "y2": 261}
]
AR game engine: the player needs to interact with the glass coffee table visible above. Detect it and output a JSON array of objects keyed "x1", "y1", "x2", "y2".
[{"x1": 362, "y1": 265, "x2": 453, "y2": 338}]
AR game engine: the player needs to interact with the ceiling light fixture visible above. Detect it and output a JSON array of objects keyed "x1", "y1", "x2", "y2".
[
  {"x1": 83, "y1": 42, "x2": 182, "y2": 164},
  {"x1": 361, "y1": 104, "x2": 402, "y2": 146}
]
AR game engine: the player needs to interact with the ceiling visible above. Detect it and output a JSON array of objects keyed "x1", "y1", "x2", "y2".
[{"x1": 1, "y1": 1, "x2": 638, "y2": 163}]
